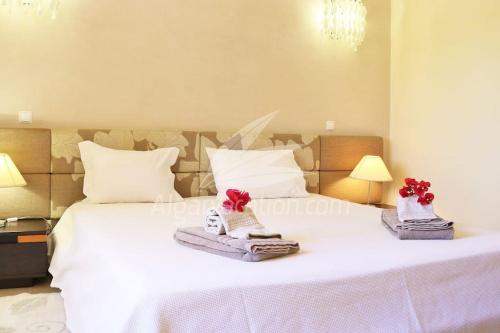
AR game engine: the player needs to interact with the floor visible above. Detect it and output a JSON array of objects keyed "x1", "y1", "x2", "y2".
[
  {"x1": 0, "y1": 280, "x2": 68, "y2": 333},
  {"x1": 0, "y1": 276, "x2": 60, "y2": 297}
]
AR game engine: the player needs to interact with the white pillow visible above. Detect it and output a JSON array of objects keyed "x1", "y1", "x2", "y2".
[
  {"x1": 79, "y1": 141, "x2": 183, "y2": 203},
  {"x1": 206, "y1": 148, "x2": 308, "y2": 199}
]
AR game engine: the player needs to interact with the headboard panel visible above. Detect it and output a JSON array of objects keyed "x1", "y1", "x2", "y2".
[
  {"x1": 51, "y1": 174, "x2": 85, "y2": 218},
  {"x1": 0, "y1": 129, "x2": 51, "y2": 218},
  {"x1": 0, "y1": 128, "x2": 383, "y2": 219},
  {"x1": 199, "y1": 132, "x2": 320, "y2": 172},
  {"x1": 51, "y1": 129, "x2": 200, "y2": 173},
  {"x1": 319, "y1": 136, "x2": 384, "y2": 204}
]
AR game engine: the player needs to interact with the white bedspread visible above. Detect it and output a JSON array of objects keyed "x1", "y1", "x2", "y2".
[{"x1": 49, "y1": 195, "x2": 500, "y2": 333}]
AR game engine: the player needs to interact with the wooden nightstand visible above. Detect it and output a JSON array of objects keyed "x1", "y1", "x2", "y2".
[
  {"x1": 373, "y1": 203, "x2": 396, "y2": 209},
  {"x1": 0, "y1": 219, "x2": 49, "y2": 289}
]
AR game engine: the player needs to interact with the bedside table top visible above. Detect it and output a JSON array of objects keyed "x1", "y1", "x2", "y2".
[
  {"x1": 0, "y1": 220, "x2": 48, "y2": 236},
  {"x1": 373, "y1": 203, "x2": 396, "y2": 209}
]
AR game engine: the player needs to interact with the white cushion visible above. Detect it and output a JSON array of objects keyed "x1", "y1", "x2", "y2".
[
  {"x1": 79, "y1": 141, "x2": 182, "y2": 203},
  {"x1": 206, "y1": 148, "x2": 308, "y2": 199}
]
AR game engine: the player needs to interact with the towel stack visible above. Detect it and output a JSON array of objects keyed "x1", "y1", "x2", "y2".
[
  {"x1": 175, "y1": 227, "x2": 299, "y2": 262},
  {"x1": 382, "y1": 209, "x2": 454, "y2": 240},
  {"x1": 382, "y1": 195, "x2": 454, "y2": 240},
  {"x1": 174, "y1": 207, "x2": 299, "y2": 262}
]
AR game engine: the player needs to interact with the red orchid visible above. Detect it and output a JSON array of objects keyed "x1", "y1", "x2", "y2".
[
  {"x1": 399, "y1": 178, "x2": 435, "y2": 205},
  {"x1": 399, "y1": 187, "x2": 410, "y2": 197},
  {"x1": 405, "y1": 178, "x2": 418, "y2": 187},
  {"x1": 222, "y1": 189, "x2": 251, "y2": 212},
  {"x1": 417, "y1": 192, "x2": 435, "y2": 205}
]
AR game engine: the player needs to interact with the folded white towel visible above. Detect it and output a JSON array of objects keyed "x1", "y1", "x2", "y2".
[
  {"x1": 397, "y1": 196, "x2": 437, "y2": 222},
  {"x1": 204, "y1": 208, "x2": 226, "y2": 235},
  {"x1": 204, "y1": 207, "x2": 279, "y2": 240}
]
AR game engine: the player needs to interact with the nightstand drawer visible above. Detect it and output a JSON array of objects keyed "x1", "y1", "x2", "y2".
[
  {"x1": 18, "y1": 234, "x2": 48, "y2": 243},
  {"x1": 0, "y1": 243, "x2": 48, "y2": 278}
]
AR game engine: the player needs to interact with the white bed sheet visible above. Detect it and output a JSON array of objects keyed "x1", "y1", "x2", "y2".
[{"x1": 49, "y1": 195, "x2": 500, "y2": 333}]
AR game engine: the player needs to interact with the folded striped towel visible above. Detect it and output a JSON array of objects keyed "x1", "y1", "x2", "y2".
[{"x1": 204, "y1": 207, "x2": 280, "y2": 240}]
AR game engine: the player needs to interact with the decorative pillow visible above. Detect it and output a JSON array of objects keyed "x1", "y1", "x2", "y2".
[
  {"x1": 206, "y1": 148, "x2": 308, "y2": 199},
  {"x1": 79, "y1": 141, "x2": 182, "y2": 203}
]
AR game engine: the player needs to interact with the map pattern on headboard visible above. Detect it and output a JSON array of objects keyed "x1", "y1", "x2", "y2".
[{"x1": 0, "y1": 128, "x2": 382, "y2": 219}]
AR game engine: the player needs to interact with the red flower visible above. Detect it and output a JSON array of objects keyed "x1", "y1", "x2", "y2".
[
  {"x1": 399, "y1": 187, "x2": 410, "y2": 198},
  {"x1": 414, "y1": 186, "x2": 426, "y2": 197},
  {"x1": 222, "y1": 189, "x2": 251, "y2": 212},
  {"x1": 419, "y1": 192, "x2": 435, "y2": 205},
  {"x1": 399, "y1": 178, "x2": 435, "y2": 206},
  {"x1": 405, "y1": 178, "x2": 418, "y2": 186}
]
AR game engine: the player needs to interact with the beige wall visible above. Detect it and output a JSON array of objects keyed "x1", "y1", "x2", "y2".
[
  {"x1": 389, "y1": 0, "x2": 500, "y2": 228},
  {"x1": 4, "y1": 0, "x2": 498, "y2": 227},
  {"x1": 0, "y1": 0, "x2": 389, "y2": 136}
]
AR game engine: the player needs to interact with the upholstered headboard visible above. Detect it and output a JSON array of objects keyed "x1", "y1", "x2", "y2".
[{"x1": 0, "y1": 128, "x2": 383, "y2": 219}]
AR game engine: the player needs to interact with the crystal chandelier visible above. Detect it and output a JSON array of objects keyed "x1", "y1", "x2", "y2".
[
  {"x1": 1, "y1": 0, "x2": 60, "y2": 19},
  {"x1": 324, "y1": 0, "x2": 367, "y2": 51}
]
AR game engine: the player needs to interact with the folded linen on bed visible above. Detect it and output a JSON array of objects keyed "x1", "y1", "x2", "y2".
[
  {"x1": 382, "y1": 209, "x2": 454, "y2": 240},
  {"x1": 204, "y1": 208, "x2": 225, "y2": 235},
  {"x1": 175, "y1": 227, "x2": 299, "y2": 262},
  {"x1": 204, "y1": 207, "x2": 280, "y2": 239}
]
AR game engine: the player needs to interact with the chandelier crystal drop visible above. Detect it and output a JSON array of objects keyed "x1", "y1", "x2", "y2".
[
  {"x1": 1, "y1": 0, "x2": 60, "y2": 19},
  {"x1": 324, "y1": 0, "x2": 367, "y2": 51}
]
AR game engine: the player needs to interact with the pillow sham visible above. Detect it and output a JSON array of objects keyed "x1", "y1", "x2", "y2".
[
  {"x1": 79, "y1": 141, "x2": 182, "y2": 203},
  {"x1": 206, "y1": 148, "x2": 308, "y2": 199}
]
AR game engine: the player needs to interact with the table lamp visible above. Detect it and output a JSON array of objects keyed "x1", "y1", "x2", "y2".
[
  {"x1": 0, "y1": 153, "x2": 27, "y2": 227},
  {"x1": 350, "y1": 155, "x2": 392, "y2": 204}
]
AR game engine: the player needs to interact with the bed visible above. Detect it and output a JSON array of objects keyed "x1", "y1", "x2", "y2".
[
  {"x1": 2, "y1": 128, "x2": 500, "y2": 332},
  {"x1": 49, "y1": 195, "x2": 500, "y2": 333}
]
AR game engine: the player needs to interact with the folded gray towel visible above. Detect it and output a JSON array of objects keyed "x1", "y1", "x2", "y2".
[
  {"x1": 174, "y1": 227, "x2": 299, "y2": 262},
  {"x1": 382, "y1": 209, "x2": 454, "y2": 240},
  {"x1": 383, "y1": 209, "x2": 453, "y2": 231}
]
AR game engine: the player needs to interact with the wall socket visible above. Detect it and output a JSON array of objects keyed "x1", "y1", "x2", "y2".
[
  {"x1": 18, "y1": 111, "x2": 33, "y2": 124},
  {"x1": 325, "y1": 120, "x2": 336, "y2": 131}
]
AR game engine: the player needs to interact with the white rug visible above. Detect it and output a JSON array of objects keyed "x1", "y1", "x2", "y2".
[{"x1": 0, "y1": 293, "x2": 68, "y2": 333}]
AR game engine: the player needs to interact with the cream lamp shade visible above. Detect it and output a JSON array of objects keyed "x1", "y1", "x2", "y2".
[
  {"x1": 350, "y1": 155, "x2": 392, "y2": 182},
  {"x1": 0, "y1": 153, "x2": 27, "y2": 188},
  {"x1": 350, "y1": 155, "x2": 392, "y2": 204}
]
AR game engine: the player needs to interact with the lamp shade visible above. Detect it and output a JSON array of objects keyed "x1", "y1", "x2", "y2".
[
  {"x1": 350, "y1": 155, "x2": 392, "y2": 182},
  {"x1": 0, "y1": 153, "x2": 27, "y2": 188}
]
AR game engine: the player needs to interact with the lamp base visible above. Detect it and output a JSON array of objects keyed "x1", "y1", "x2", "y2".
[{"x1": 366, "y1": 180, "x2": 372, "y2": 205}]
